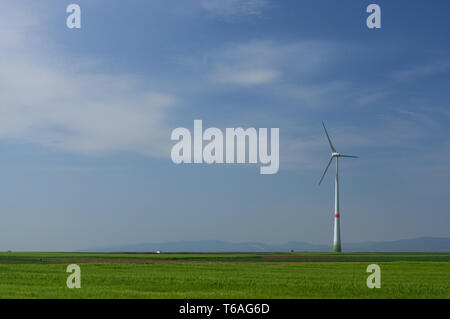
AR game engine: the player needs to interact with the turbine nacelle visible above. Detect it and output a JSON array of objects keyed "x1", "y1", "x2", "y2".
[{"x1": 332, "y1": 152, "x2": 357, "y2": 159}]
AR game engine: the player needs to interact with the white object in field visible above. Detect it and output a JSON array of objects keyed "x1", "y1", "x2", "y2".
[
  {"x1": 156, "y1": 250, "x2": 161, "y2": 254},
  {"x1": 319, "y1": 122, "x2": 358, "y2": 252}
]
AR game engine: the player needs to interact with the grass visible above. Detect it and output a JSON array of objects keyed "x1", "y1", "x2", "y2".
[{"x1": 0, "y1": 252, "x2": 448, "y2": 298}]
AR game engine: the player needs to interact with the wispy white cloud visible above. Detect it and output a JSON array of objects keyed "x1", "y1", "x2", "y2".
[
  {"x1": 0, "y1": 8, "x2": 175, "y2": 157},
  {"x1": 200, "y1": 0, "x2": 270, "y2": 18},
  {"x1": 211, "y1": 68, "x2": 279, "y2": 85},
  {"x1": 205, "y1": 40, "x2": 336, "y2": 87},
  {"x1": 421, "y1": 106, "x2": 450, "y2": 117},
  {"x1": 278, "y1": 81, "x2": 353, "y2": 108},
  {"x1": 392, "y1": 59, "x2": 450, "y2": 81},
  {"x1": 354, "y1": 91, "x2": 388, "y2": 106}
]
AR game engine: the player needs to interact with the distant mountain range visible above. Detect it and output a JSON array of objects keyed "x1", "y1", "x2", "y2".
[{"x1": 87, "y1": 237, "x2": 450, "y2": 252}]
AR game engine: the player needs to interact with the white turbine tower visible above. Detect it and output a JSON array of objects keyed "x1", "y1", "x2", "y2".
[{"x1": 319, "y1": 122, "x2": 358, "y2": 252}]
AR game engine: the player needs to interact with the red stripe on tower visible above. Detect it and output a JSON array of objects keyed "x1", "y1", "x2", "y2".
[{"x1": 334, "y1": 214, "x2": 340, "y2": 218}]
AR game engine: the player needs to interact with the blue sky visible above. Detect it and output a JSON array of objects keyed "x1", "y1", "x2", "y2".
[{"x1": 0, "y1": 0, "x2": 449, "y2": 250}]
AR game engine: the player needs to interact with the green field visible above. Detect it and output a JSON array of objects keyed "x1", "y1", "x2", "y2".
[{"x1": 0, "y1": 252, "x2": 449, "y2": 298}]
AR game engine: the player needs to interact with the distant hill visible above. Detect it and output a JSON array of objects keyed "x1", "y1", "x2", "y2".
[
  {"x1": 344, "y1": 237, "x2": 450, "y2": 252},
  {"x1": 87, "y1": 237, "x2": 450, "y2": 252}
]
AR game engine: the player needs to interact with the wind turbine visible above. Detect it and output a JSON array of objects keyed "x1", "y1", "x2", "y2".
[{"x1": 319, "y1": 122, "x2": 358, "y2": 252}]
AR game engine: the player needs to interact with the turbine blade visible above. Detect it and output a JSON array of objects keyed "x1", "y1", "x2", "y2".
[
  {"x1": 322, "y1": 121, "x2": 336, "y2": 153},
  {"x1": 340, "y1": 154, "x2": 358, "y2": 158},
  {"x1": 319, "y1": 156, "x2": 334, "y2": 185}
]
